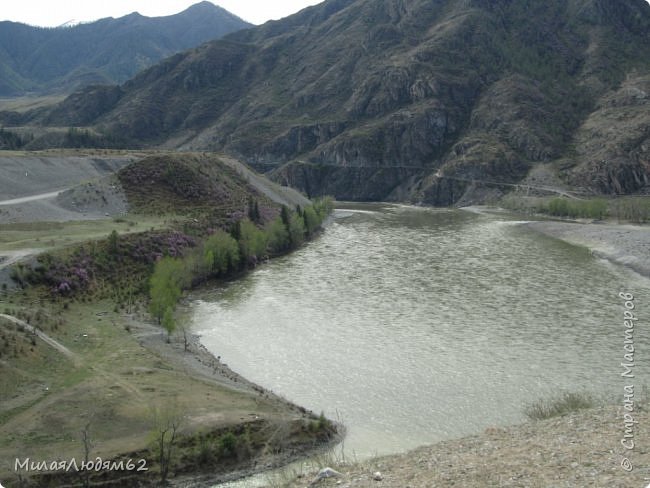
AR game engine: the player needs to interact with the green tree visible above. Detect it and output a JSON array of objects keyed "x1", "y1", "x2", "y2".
[
  {"x1": 302, "y1": 205, "x2": 319, "y2": 236},
  {"x1": 107, "y1": 229, "x2": 119, "y2": 256},
  {"x1": 280, "y1": 205, "x2": 291, "y2": 227},
  {"x1": 204, "y1": 231, "x2": 240, "y2": 275},
  {"x1": 266, "y1": 216, "x2": 290, "y2": 253},
  {"x1": 149, "y1": 257, "x2": 185, "y2": 323},
  {"x1": 238, "y1": 219, "x2": 268, "y2": 262},
  {"x1": 248, "y1": 198, "x2": 261, "y2": 223},
  {"x1": 288, "y1": 213, "x2": 306, "y2": 248}
]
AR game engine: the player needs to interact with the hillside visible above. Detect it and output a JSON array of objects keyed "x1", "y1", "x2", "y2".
[
  {"x1": 17, "y1": 0, "x2": 650, "y2": 204},
  {"x1": 0, "y1": 150, "x2": 337, "y2": 486},
  {"x1": 0, "y1": 2, "x2": 251, "y2": 96}
]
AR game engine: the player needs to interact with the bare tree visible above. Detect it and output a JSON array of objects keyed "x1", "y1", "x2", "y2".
[
  {"x1": 81, "y1": 421, "x2": 93, "y2": 488},
  {"x1": 150, "y1": 401, "x2": 184, "y2": 485},
  {"x1": 181, "y1": 324, "x2": 189, "y2": 352}
]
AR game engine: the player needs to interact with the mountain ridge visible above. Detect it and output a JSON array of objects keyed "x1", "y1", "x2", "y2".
[
  {"x1": 14, "y1": 0, "x2": 650, "y2": 204},
  {"x1": 0, "y1": 2, "x2": 252, "y2": 96}
]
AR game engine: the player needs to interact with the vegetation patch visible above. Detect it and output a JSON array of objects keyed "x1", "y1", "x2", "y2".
[
  {"x1": 500, "y1": 194, "x2": 650, "y2": 223},
  {"x1": 149, "y1": 198, "x2": 333, "y2": 340},
  {"x1": 524, "y1": 392, "x2": 596, "y2": 420}
]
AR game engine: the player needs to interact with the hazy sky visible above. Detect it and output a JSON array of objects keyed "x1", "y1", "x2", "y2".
[{"x1": 0, "y1": 0, "x2": 324, "y2": 27}]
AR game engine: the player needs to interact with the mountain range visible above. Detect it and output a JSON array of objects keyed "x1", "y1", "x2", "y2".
[
  {"x1": 0, "y1": 1, "x2": 251, "y2": 96},
  {"x1": 10, "y1": 0, "x2": 650, "y2": 204}
]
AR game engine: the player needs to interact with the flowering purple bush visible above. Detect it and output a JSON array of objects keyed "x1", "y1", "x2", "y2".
[{"x1": 42, "y1": 252, "x2": 94, "y2": 295}]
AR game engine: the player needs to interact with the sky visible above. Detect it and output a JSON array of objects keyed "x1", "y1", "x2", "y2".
[{"x1": 0, "y1": 0, "x2": 324, "y2": 27}]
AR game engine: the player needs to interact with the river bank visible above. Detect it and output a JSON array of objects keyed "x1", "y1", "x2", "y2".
[
  {"x1": 127, "y1": 311, "x2": 342, "y2": 487},
  {"x1": 524, "y1": 220, "x2": 650, "y2": 279},
  {"x1": 287, "y1": 403, "x2": 650, "y2": 487},
  {"x1": 189, "y1": 204, "x2": 650, "y2": 488},
  {"x1": 0, "y1": 294, "x2": 339, "y2": 488}
]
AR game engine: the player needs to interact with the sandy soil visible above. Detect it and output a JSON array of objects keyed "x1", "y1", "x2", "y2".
[{"x1": 525, "y1": 220, "x2": 650, "y2": 278}]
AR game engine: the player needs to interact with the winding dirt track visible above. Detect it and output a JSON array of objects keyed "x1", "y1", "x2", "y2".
[
  {"x1": 0, "y1": 313, "x2": 77, "y2": 361},
  {"x1": 0, "y1": 190, "x2": 67, "y2": 206},
  {"x1": 0, "y1": 313, "x2": 144, "y2": 399}
]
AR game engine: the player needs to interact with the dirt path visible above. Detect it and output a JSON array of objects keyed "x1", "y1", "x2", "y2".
[
  {"x1": 0, "y1": 249, "x2": 42, "y2": 271},
  {"x1": 0, "y1": 313, "x2": 78, "y2": 362},
  {"x1": 0, "y1": 313, "x2": 146, "y2": 399},
  {"x1": 0, "y1": 189, "x2": 67, "y2": 206}
]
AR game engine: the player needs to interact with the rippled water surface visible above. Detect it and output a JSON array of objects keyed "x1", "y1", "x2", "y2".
[{"x1": 192, "y1": 204, "x2": 650, "y2": 463}]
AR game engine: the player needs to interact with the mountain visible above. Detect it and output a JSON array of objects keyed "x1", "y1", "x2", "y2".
[
  {"x1": 0, "y1": 2, "x2": 251, "y2": 96},
  {"x1": 23, "y1": 0, "x2": 650, "y2": 203}
]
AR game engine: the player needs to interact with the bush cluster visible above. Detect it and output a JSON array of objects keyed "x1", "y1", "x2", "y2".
[
  {"x1": 546, "y1": 197, "x2": 607, "y2": 219},
  {"x1": 501, "y1": 194, "x2": 650, "y2": 223}
]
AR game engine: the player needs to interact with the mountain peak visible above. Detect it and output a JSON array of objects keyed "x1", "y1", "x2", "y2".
[{"x1": 0, "y1": 2, "x2": 251, "y2": 96}]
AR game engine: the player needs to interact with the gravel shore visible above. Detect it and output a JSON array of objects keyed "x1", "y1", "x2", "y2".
[
  {"x1": 291, "y1": 404, "x2": 649, "y2": 487},
  {"x1": 525, "y1": 220, "x2": 650, "y2": 279}
]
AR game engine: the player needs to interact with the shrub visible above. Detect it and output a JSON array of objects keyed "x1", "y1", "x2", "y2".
[
  {"x1": 265, "y1": 217, "x2": 290, "y2": 253},
  {"x1": 218, "y1": 432, "x2": 237, "y2": 457},
  {"x1": 287, "y1": 213, "x2": 306, "y2": 248},
  {"x1": 524, "y1": 392, "x2": 595, "y2": 420},
  {"x1": 238, "y1": 219, "x2": 268, "y2": 263},
  {"x1": 302, "y1": 206, "x2": 320, "y2": 236},
  {"x1": 203, "y1": 231, "x2": 240, "y2": 275},
  {"x1": 546, "y1": 197, "x2": 607, "y2": 219}
]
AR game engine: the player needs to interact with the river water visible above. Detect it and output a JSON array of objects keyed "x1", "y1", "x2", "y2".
[{"x1": 191, "y1": 204, "x2": 650, "y2": 482}]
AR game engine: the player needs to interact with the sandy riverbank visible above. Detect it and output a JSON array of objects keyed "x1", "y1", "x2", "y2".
[{"x1": 524, "y1": 220, "x2": 650, "y2": 279}]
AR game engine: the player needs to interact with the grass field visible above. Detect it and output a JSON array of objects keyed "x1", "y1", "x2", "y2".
[
  {"x1": 0, "y1": 289, "x2": 319, "y2": 485},
  {"x1": 0, "y1": 215, "x2": 173, "y2": 254}
]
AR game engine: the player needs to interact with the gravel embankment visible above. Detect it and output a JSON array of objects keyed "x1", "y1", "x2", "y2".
[{"x1": 293, "y1": 405, "x2": 649, "y2": 487}]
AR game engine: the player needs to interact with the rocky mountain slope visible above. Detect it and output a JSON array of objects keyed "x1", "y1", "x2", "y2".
[
  {"x1": 20, "y1": 0, "x2": 650, "y2": 204},
  {"x1": 0, "y1": 2, "x2": 250, "y2": 96}
]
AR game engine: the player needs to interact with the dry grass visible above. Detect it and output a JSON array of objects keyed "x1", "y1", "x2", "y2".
[
  {"x1": 524, "y1": 391, "x2": 597, "y2": 420},
  {"x1": 0, "y1": 290, "x2": 302, "y2": 485}
]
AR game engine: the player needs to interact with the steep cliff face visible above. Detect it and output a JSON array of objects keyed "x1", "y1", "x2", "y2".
[
  {"x1": 564, "y1": 73, "x2": 650, "y2": 194},
  {"x1": 31, "y1": 0, "x2": 650, "y2": 204}
]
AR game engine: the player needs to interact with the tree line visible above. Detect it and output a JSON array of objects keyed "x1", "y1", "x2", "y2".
[{"x1": 149, "y1": 198, "x2": 334, "y2": 338}]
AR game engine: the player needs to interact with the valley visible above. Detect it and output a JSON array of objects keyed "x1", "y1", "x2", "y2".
[{"x1": 0, "y1": 0, "x2": 649, "y2": 487}]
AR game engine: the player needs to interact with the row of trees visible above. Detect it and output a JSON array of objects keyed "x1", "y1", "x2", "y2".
[
  {"x1": 149, "y1": 198, "x2": 333, "y2": 338},
  {"x1": 546, "y1": 197, "x2": 608, "y2": 219},
  {"x1": 501, "y1": 194, "x2": 650, "y2": 223},
  {"x1": 0, "y1": 127, "x2": 32, "y2": 149}
]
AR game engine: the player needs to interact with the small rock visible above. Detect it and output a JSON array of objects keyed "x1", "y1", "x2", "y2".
[
  {"x1": 373, "y1": 471, "x2": 383, "y2": 481},
  {"x1": 310, "y1": 467, "x2": 342, "y2": 485}
]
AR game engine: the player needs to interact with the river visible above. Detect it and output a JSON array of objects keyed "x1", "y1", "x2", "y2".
[{"x1": 190, "y1": 203, "x2": 650, "y2": 484}]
